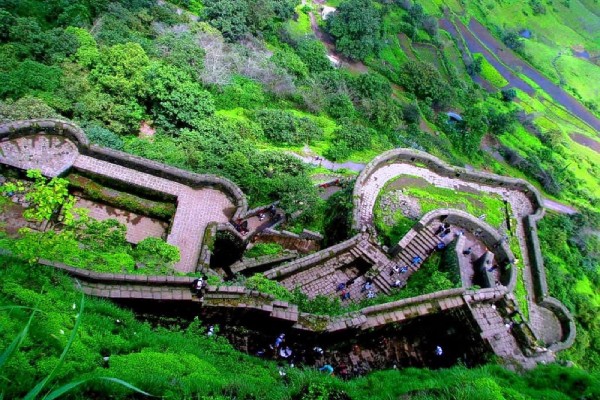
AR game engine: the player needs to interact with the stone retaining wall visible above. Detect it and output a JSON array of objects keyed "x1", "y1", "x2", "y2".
[
  {"x1": 352, "y1": 148, "x2": 544, "y2": 231},
  {"x1": 0, "y1": 119, "x2": 248, "y2": 220},
  {"x1": 403, "y1": 209, "x2": 515, "y2": 289},
  {"x1": 525, "y1": 214, "x2": 576, "y2": 351},
  {"x1": 351, "y1": 149, "x2": 574, "y2": 352},
  {"x1": 263, "y1": 234, "x2": 364, "y2": 280}
]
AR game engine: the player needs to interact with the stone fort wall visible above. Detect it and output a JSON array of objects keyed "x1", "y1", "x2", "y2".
[
  {"x1": 351, "y1": 148, "x2": 574, "y2": 351},
  {"x1": 0, "y1": 119, "x2": 248, "y2": 220}
]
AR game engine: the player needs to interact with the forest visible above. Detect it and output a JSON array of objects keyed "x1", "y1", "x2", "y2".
[{"x1": 1, "y1": 0, "x2": 599, "y2": 398}]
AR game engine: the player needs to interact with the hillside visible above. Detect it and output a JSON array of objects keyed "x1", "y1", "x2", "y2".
[{"x1": 0, "y1": 0, "x2": 599, "y2": 398}]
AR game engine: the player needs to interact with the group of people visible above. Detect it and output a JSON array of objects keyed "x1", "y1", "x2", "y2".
[
  {"x1": 336, "y1": 279, "x2": 378, "y2": 301},
  {"x1": 435, "y1": 222, "x2": 452, "y2": 238},
  {"x1": 264, "y1": 333, "x2": 352, "y2": 379}
]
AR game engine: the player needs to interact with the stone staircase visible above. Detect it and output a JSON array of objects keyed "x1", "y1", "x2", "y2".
[{"x1": 371, "y1": 224, "x2": 442, "y2": 295}]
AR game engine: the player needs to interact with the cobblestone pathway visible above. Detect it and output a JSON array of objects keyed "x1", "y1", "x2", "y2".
[
  {"x1": 0, "y1": 135, "x2": 79, "y2": 177},
  {"x1": 73, "y1": 155, "x2": 234, "y2": 273}
]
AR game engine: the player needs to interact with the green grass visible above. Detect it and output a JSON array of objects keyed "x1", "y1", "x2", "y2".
[
  {"x1": 446, "y1": 0, "x2": 600, "y2": 113},
  {"x1": 374, "y1": 175, "x2": 508, "y2": 246},
  {"x1": 473, "y1": 53, "x2": 509, "y2": 88},
  {"x1": 245, "y1": 243, "x2": 284, "y2": 258},
  {"x1": 284, "y1": 3, "x2": 313, "y2": 40},
  {"x1": 3, "y1": 257, "x2": 598, "y2": 399}
]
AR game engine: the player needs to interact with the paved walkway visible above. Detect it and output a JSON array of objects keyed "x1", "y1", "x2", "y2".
[
  {"x1": 73, "y1": 155, "x2": 234, "y2": 273},
  {"x1": 0, "y1": 135, "x2": 79, "y2": 177}
]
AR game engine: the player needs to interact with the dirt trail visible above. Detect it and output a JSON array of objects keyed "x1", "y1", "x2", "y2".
[
  {"x1": 570, "y1": 132, "x2": 600, "y2": 153},
  {"x1": 440, "y1": 18, "x2": 534, "y2": 94}
]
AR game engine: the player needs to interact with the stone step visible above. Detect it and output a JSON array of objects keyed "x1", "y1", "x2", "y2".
[{"x1": 372, "y1": 274, "x2": 392, "y2": 295}]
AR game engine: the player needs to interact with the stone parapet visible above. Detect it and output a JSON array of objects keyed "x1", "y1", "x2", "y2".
[
  {"x1": 352, "y1": 148, "x2": 544, "y2": 231},
  {"x1": 0, "y1": 119, "x2": 247, "y2": 219},
  {"x1": 263, "y1": 235, "x2": 363, "y2": 280}
]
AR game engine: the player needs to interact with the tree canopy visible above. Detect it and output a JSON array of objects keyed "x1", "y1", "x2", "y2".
[{"x1": 326, "y1": 0, "x2": 381, "y2": 60}]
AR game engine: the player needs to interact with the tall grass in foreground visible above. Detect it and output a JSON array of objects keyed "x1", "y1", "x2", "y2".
[{"x1": 1, "y1": 295, "x2": 151, "y2": 399}]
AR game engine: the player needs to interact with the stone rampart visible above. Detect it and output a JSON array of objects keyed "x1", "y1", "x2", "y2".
[
  {"x1": 0, "y1": 119, "x2": 248, "y2": 220},
  {"x1": 402, "y1": 209, "x2": 515, "y2": 289},
  {"x1": 263, "y1": 234, "x2": 363, "y2": 280},
  {"x1": 524, "y1": 214, "x2": 576, "y2": 351},
  {"x1": 352, "y1": 148, "x2": 544, "y2": 231}
]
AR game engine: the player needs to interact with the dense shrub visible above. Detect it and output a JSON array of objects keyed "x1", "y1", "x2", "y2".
[
  {"x1": 335, "y1": 121, "x2": 373, "y2": 151},
  {"x1": 326, "y1": 0, "x2": 381, "y2": 60},
  {"x1": 254, "y1": 109, "x2": 323, "y2": 145},
  {"x1": 84, "y1": 125, "x2": 124, "y2": 150},
  {"x1": 399, "y1": 60, "x2": 450, "y2": 108},
  {"x1": 325, "y1": 92, "x2": 356, "y2": 119},
  {"x1": 294, "y1": 39, "x2": 333, "y2": 73}
]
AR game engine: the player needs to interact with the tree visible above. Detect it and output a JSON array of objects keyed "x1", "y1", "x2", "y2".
[
  {"x1": 501, "y1": 88, "x2": 517, "y2": 102},
  {"x1": 203, "y1": 0, "x2": 250, "y2": 41},
  {"x1": 402, "y1": 102, "x2": 421, "y2": 124},
  {"x1": 422, "y1": 16, "x2": 438, "y2": 37},
  {"x1": 335, "y1": 121, "x2": 373, "y2": 150},
  {"x1": 350, "y1": 72, "x2": 392, "y2": 101},
  {"x1": 326, "y1": 0, "x2": 381, "y2": 60},
  {"x1": 1, "y1": 169, "x2": 76, "y2": 226},
  {"x1": 399, "y1": 60, "x2": 450, "y2": 108},
  {"x1": 501, "y1": 29, "x2": 523, "y2": 52},
  {"x1": 254, "y1": 109, "x2": 323, "y2": 145},
  {"x1": 155, "y1": 32, "x2": 205, "y2": 78},
  {"x1": 325, "y1": 92, "x2": 355, "y2": 119},
  {"x1": 146, "y1": 63, "x2": 215, "y2": 130},
  {"x1": 294, "y1": 39, "x2": 332, "y2": 73},
  {"x1": 91, "y1": 42, "x2": 150, "y2": 99},
  {"x1": 66, "y1": 26, "x2": 100, "y2": 68}
]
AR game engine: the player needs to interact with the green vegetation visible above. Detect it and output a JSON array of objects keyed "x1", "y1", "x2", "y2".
[
  {"x1": 67, "y1": 173, "x2": 176, "y2": 220},
  {"x1": 374, "y1": 176, "x2": 507, "y2": 247},
  {"x1": 538, "y1": 213, "x2": 600, "y2": 370},
  {"x1": 245, "y1": 243, "x2": 284, "y2": 258},
  {"x1": 326, "y1": 0, "x2": 382, "y2": 60},
  {"x1": 473, "y1": 53, "x2": 509, "y2": 88},
  {"x1": 2, "y1": 257, "x2": 599, "y2": 399},
  {"x1": 0, "y1": 0, "x2": 599, "y2": 395},
  {"x1": 0, "y1": 171, "x2": 179, "y2": 274}
]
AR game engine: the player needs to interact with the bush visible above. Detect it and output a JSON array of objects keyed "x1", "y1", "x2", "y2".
[
  {"x1": 245, "y1": 243, "x2": 284, "y2": 258},
  {"x1": 255, "y1": 109, "x2": 323, "y2": 145},
  {"x1": 324, "y1": 141, "x2": 351, "y2": 161},
  {"x1": 399, "y1": 60, "x2": 450, "y2": 108},
  {"x1": 133, "y1": 237, "x2": 180, "y2": 274},
  {"x1": 325, "y1": 92, "x2": 355, "y2": 119},
  {"x1": 84, "y1": 125, "x2": 124, "y2": 150},
  {"x1": 271, "y1": 47, "x2": 308, "y2": 79},
  {"x1": 501, "y1": 88, "x2": 517, "y2": 102},
  {"x1": 294, "y1": 39, "x2": 332, "y2": 73},
  {"x1": 335, "y1": 121, "x2": 372, "y2": 151}
]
